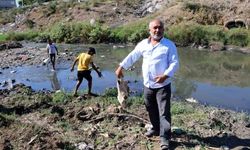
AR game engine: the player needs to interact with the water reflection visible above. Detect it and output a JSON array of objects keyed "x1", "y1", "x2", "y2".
[
  {"x1": 173, "y1": 76, "x2": 197, "y2": 99},
  {"x1": 49, "y1": 71, "x2": 61, "y2": 91}
]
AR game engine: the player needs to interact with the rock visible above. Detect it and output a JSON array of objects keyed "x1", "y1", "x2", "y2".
[
  {"x1": 209, "y1": 41, "x2": 225, "y2": 51},
  {"x1": 172, "y1": 126, "x2": 184, "y2": 135}
]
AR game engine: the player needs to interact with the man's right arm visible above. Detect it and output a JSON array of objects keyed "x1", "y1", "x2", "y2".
[
  {"x1": 46, "y1": 44, "x2": 49, "y2": 55},
  {"x1": 115, "y1": 66, "x2": 124, "y2": 78},
  {"x1": 115, "y1": 42, "x2": 142, "y2": 78},
  {"x1": 71, "y1": 58, "x2": 78, "y2": 72}
]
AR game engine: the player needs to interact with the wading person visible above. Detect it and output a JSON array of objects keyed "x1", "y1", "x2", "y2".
[
  {"x1": 46, "y1": 39, "x2": 58, "y2": 71},
  {"x1": 71, "y1": 47, "x2": 102, "y2": 97},
  {"x1": 115, "y1": 19, "x2": 179, "y2": 150}
]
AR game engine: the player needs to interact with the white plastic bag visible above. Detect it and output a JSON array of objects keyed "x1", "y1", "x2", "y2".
[{"x1": 43, "y1": 58, "x2": 50, "y2": 65}]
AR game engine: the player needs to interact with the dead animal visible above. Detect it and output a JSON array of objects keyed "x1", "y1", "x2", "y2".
[{"x1": 117, "y1": 78, "x2": 129, "y2": 107}]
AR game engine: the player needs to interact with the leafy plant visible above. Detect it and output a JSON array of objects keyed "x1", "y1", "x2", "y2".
[
  {"x1": 0, "y1": 34, "x2": 7, "y2": 42},
  {"x1": 52, "y1": 91, "x2": 72, "y2": 104},
  {"x1": 226, "y1": 28, "x2": 249, "y2": 47}
]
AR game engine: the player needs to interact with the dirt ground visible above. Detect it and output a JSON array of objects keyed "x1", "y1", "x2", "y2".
[{"x1": 0, "y1": 42, "x2": 72, "y2": 69}]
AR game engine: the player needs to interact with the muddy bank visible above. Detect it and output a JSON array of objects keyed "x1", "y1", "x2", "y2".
[
  {"x1": 0, "y1": 42, "x2": 73, "y2": 69},
  {"x1": 0, "y1": 84, "x2": 249, "y2": 149}
]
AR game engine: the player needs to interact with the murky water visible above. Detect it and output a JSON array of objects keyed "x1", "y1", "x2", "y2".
[{"x1": 1, "y1": 43, "x2": 250, "y2": 113}]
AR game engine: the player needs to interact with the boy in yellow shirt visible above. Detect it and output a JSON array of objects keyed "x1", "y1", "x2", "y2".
[{"x1": 71, "y1": 47, "x2": 102, "y2": 96}]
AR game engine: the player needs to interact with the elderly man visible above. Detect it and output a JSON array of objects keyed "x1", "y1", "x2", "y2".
[{"x1": 115, "y1": 19, "x2": 179, "y2": 150}]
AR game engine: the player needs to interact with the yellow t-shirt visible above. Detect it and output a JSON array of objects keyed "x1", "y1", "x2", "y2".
[{"x1": 77, "y1": 53, "x2": 93, "y2": 71}]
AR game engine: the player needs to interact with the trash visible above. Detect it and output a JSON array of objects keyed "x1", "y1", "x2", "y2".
[
  {"x1": 10, "y1": 70, "x2": 16, "y2": 74},
  {"x1": 117, "y1": 78, "x2": 129, "y2": 107},
  {"x1": 185, "y1": 97, "x2": 198, "y2": 103},
  {"x1": 171, "y1": 126, "x2": 184, "y2": 135},
  {"x1": 42, "y1": 58, "x2": 50, "y2": 66}
]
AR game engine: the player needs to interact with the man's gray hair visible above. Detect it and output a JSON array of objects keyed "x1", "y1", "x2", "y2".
[{"x1": 149, "y1": 19, "x2": 164, "y2": 29}]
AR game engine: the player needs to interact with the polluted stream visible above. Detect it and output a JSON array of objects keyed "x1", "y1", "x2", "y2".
[{"x1": 1, "y1": 44, "x2": 250, "y2": 113}]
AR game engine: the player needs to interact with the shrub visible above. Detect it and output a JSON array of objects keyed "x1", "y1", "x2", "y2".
[
  {"x1": 0, "y1": 34, "x2": 7, "y2": 42},
  {"x1": 167, "y1": 23, "x2": 195, "y2": 46},
  {"x1": 103, "y1": 88, "x2": 117, "y2": 97},
  {"x1": 6, "y1": 31, "x2": 39, "y2": 41},
  {"x1": 49, "y1": 23, "x2": 71, "y2": 43},
  {"x1": 52, "y1": 91, "x2": 72, "y2": 104},
  {"x1": 111, "y1": 20, "x2": 148, "y2": 43},
  {"x1": 226, "y1": 28, "x2": 249, "y2": 47},
  {"x1": 89, "y1": 24, "x2": 111, "y2": 44}
]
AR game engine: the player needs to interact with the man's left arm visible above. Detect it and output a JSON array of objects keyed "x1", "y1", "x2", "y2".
[
  {"x1": 54, "y1": 44, "x2": 59, "y2": 55},
  {"x1": 164, "y1": 44, "x2": 179, "y2": 78},
  {"x1": 156, "y1": 44, "x2": 179, "y2": 83}
]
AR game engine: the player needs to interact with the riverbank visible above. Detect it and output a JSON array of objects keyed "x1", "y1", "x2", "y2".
[{"x1": 0, "y1": 84, "x2": 250, "y2": 149}]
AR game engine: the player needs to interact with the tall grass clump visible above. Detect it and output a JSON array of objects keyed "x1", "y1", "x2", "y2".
[
  {"x1": 226, "y1": 28, "x2": 249, "y2": 47},
  {"x1": 6, "y1": 30, "x2": 39, "y2": 41},
  {"x1": 167, "y1": 23, "x2": 250, "y2": 47},
  {"x1": 111, "y1": 21, "x2": 148, "y2": 44},
  {"x1": 52, "y1": 91, "x2": 73, "y2": 104},
  {"x1": 46, "y1": 22, "x2": 111, "y2": 43},
  {"x1": 202, "y1": 25, "x2": 227, "y2": 44},
  {"x1": 167, "y1": 23, "x2": 209, "y2": 46},
  {"x1": 0, "y1": 34, "x2": 7, "y2": 42}
]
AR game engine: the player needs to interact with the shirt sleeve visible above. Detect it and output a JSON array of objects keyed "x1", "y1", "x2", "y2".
[
  {"x1": 119, "y1": 43, "x2": 142, "y2": 70},
  {"x1": 164, "y1": 42, "x2": 179, "y2": 77}
]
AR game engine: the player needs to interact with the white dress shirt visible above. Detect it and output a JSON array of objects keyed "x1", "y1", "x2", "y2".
[{"x1": 120, "y1": 37, "x2": 179, "y2": 88}]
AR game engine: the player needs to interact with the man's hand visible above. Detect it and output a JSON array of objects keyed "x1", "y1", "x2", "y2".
[
  {"x1": 97, "y1": 71, "x2": 102, "y2": 78},
  {"x1": 155, "y1": 75, "x2": 168, "y2": 83},
  {"x1": 70, "y1": 68, "x2": 74, "y2": 72},
  {"x1": 115, "y1": 66, "x2": 124, "y2": 78}
]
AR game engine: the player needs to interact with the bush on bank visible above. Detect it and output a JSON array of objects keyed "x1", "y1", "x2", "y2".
[
  {"x1": 3, "y1": 21, "x2": 250, "y2": 47},
  {"x1": 167, "y1": 23, "x2": 250, "y2": 47}
]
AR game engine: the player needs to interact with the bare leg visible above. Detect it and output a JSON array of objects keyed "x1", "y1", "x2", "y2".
[
  {"x1": 87, "y1": 79, "x2": 92, "y2": 94},
  {"x1": 87, "y1": 79, "x2": 98, "y2": 97},
  {"x1": 73, "y1": 80, "x2": 82, "y2": 96}
]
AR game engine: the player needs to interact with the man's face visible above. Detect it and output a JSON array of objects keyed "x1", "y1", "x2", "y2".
[
  {"x1": 149, "y1": 21, "x2": 164, "y2": 40},
  {"x1": 89, "y1": 51, "x2": 95, "y2": 55}
]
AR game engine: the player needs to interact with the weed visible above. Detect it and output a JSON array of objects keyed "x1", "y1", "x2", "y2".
[
  {"x1": 103, "y1": 88, "x2": 117, "y2": 97},
  {"x1": 52, "y1": 91, "x2": 72, "y2": 104},
  {"x1": 57, "y1": 120, "x2": 71, "y2": 131},
  {"x1": 0, "y1": 34, "x2": 7, "y2": 42},
  {"x1": 227, "y1": 28, "x2": 249, "y2": 47}
]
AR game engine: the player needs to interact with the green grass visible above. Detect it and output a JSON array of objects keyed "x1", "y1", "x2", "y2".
[
  {"x1": 52, "y1": 91, "x2": 73, "y2": 104},
  {"x1": 2, "y1": 19, "x2": 250, "y2": 47},
  {"x1": 0, "y1": 34, "x2": 7, "y2": 42}
]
